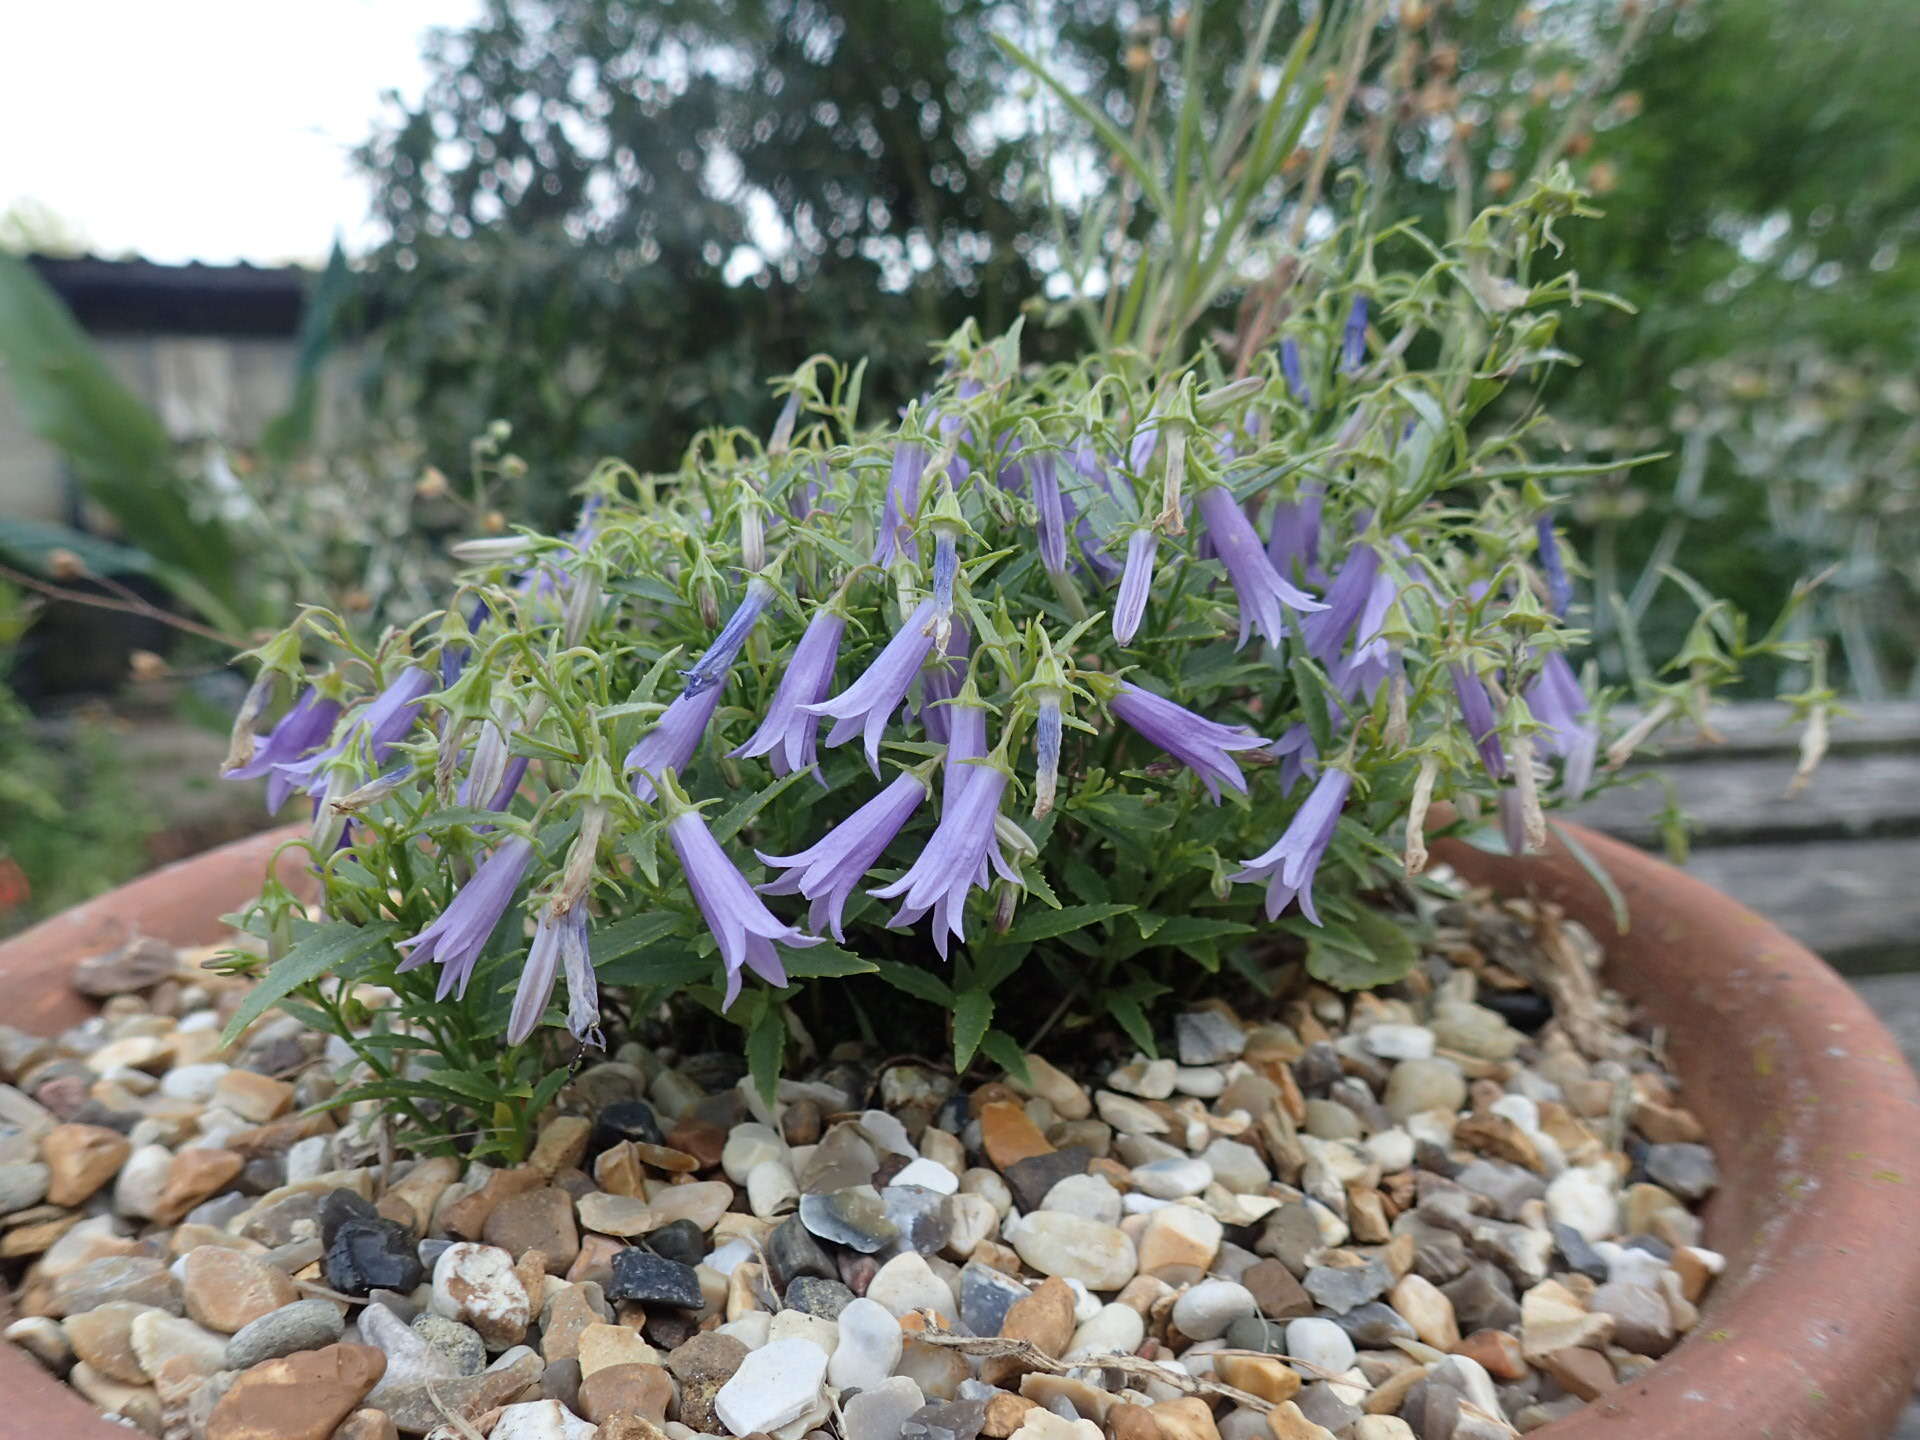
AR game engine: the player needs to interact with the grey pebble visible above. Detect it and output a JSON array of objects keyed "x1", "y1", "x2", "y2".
[{"x1": 225, "y1": 1299, "x2": 347, "y2": 1370}]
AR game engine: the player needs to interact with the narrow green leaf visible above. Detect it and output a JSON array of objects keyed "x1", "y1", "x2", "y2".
[
  {"x1": 869, "y1": 959, "x2": 955, "y2": 1006},
  {"x1": 220, "y1": 922, "x2": 395, "y2": 1045},
  {"x1": 1105, "y1": 993, "x2": 1157, "y2": 1057},
  {"x1": 711, "y1": 767, "x2": 817, "y2": 844},
  {"x1": 996, "y1": 902, "x2": 1135, "y2": 946},
  {"x1": 1305, "y1": 906, "x2": 1419, "y2": 991},
  {"x1": 1548, "y1": 821, "x2": 1631, "y2": 936},
  {"x1": 746, "y1": 1006, "x2": 785, "y2": 1107},
  {"x1": 980, "y1": 1030, "x2": 1032, "y2": 1087},
  {"x1": 779, "y1": 945, "x2": 879, "y2": 979},
  {"x1": 952, "y1": 989, "x2": 993, "y2": 1072},
  {"x1": 590, "y1": 912, "x2": 694, "y2": 968}
]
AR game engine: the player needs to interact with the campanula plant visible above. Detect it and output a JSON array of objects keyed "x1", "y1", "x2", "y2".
[{"x1": 215, "y1": 8, "x2": 1804, "y2": 1157}]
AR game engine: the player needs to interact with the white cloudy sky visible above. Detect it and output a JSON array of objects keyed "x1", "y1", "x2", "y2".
[{"x1": 3, "y1": 0, "x2": 480, "y2": 265}]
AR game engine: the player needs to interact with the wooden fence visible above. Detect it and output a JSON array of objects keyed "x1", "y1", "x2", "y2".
[{"x1": 1569, "y1": 701, "x2": 1920, "y2": 972}]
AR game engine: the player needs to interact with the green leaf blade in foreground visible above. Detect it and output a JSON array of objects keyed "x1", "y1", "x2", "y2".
[
  {"x1": 952, "y1": 988, "x2": 993, "y2": 1072},
  {"x1": 1304, "y1": 907, "x2": 1418, "y2": 992},
  {"x1": 221, "y1": 921, "x2": 398, "y2": 1044}
]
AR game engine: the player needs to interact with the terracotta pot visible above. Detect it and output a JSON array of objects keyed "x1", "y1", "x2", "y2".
[{"x1": 2, "y1": 824, "x2": 1918, "y2": 1438}]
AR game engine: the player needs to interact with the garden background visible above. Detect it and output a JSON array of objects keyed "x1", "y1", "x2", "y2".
[{"x1": 0, "y1": 0, "x2": 1915, "y2": 983}]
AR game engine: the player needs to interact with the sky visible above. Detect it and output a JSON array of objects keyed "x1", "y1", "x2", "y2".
[{"x1": 2, "y1": 0, "x2": 481, "y2": 266}]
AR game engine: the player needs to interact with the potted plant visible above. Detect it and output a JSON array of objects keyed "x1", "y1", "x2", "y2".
[{"x1": 6, "y1": 7, "x2": 1920, "y2": 1439}]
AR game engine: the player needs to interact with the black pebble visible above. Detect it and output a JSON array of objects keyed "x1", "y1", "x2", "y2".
[
  {"x1": 324, "y1": 1217, "x2": 425, "y2": 1296},
  {"x1": 641, "y1": 1219, "x2": 706, "y2": 1268},
  {"x1": 608, "y1": 1249, "x2": 704, "y2": 1309},
  {"x1": 1003, "y1": 1146, "x2": 1091, "y2": 1214},
  {"x1": 785, "y1": 1275, "x2": 855, "y2": 1318},
  {"x1": 319, "y1": 1188, "x2": 381, "y2": 1247},
  {"x1": 1480, "y1": 988, "x2": 1554, "y2": 1033},
  {"x1": 589, "y1": 1100, "x2": 663, "y2": 1158},
  {"x1": 765, "y1": 1214, "x2": 836, "y2": 1292},
  {"x1": 1550, "y1": 1221, "x2": 1609, "y2": 1282}
]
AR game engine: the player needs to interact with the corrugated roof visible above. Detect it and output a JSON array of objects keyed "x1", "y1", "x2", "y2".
[{"x1": 25, "y1": 252, "x2": 312, "y2": 337}]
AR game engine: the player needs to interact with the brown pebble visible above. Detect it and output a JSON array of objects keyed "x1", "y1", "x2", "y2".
[
  {"x1": 664, "y1": 1120, "x2": 726, "y2": 1170},
  {"x1": 203, "y1": 1342, "x2": 385, "y2": 1440},
  {"x1": 213, "y1": 1070, "x2": 296, "y2": 1124},
  {"x1": 154, "y1": 1148, "x2": 246, "y2": 1225},
  {"x1": 1539, "y1": 1345, "x2": 1618, "y2": 1400},
  {"x1": 182, "y1": 1247, "x2": 298, "y2": 1334},
  {"x1": 576, "y1": 1361, "x2": 673, "y2": 1425},
  {"x1": 1108, "y1": 1402, "x2": 1165, "y2": 1440},
  {"x1": 983, "y1": 1276, "x2": 1074, "y2": 1385},
  {"x1": 40, "y1": 1123, "x2": 131, "y2": 1206},
  {"x1": 529, "y1": 1116, "x2": 593, "y2": 1177},
  {"x1": 980, "y1": 1102, "x2": 1053, "y2": 1170},
  {"x1": 440, "y1": 1167, "x2": 543, "y2": 1240},
  {"x1": 982, "y1": 1390, "x2": 1039, "y2": 1437},
  {"x1": 333, "y1": 1408, "x2": 400, "y2": 1440},
  {"x1": 1148, "y1": 1396, "x2": 1221, "y2": 1440},
  {"x1": 594, "y1": 1417, "x2": 671, "y2": 1440},
  {"x1": 1452, "y1": 1328, "x2": 1526, "y2": 1381},
  {"x1": 1214, "y1": 1352, "x2": 1301, "y2": 1404},
  {"x1": 780, "y1": 1099, "x2": 823, "y2": 1147},
  {"x1": 484, "y1": 1188, "x2": 580, "y2": 1274}
]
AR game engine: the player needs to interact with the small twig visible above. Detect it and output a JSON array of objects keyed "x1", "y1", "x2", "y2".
[{"x1": 0, "y1": 560, "x2": 245, "y2": 648}]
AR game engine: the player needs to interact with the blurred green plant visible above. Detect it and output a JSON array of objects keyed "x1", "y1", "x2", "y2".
[{"x1": 0, "y1": 582, "x2": 156, "y2": 935}]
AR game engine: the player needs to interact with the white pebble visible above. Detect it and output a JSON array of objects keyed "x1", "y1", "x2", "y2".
[
  {"x1": 1364, "y1": 1128, "x2": 1416, "y2": 1173},
  {"x1": 1489, "y1": 1094, "x2": 1541, "y2": 1134},
  {"x1": 1172, "y1": 1067, "x2": 1226, "y2": 1098},
  {"x1": 1546, "y1": 1163, "x2": 1619, "y2": 1243},
  {"x1": 828, "y1": 1297, "x2": 903, "y2": 1390},
  {"x1": 1285, "y1": 1316, "x2": 1357, "y2": 1377},
  {"x1": 1362, "y1": 1024, "x2": 1436, "y2": 1061},
  {"x1": 1068, "y1": 1302, "x2": 1146, "y2": 1360},
  {"x1": 714, "y1": 1337, "x2": 827, "y2": 1435},
  {"x1": 1170, "y1": 1279, "x2": 1257, "y2": 1340},
  {"x1": 721, "y1": 1124, "x2": 785, "y2": 1185},
  {"x1": 1064, "y1": 1277, "x2": 1102, "y2": 1323},
  {"x1": 489, "y1": 1399, "x2": 595, "y2": 1440},
  {"x1": 1132, "y1": 1157, "x2": 1213, "y2": 1199},
  {"x1": 160, "y1": 1063, "x2": 230, "y2": 1103},
  {"x1": 866, "y1": 1252, "x2": 956, "y2": 1322},
  {"x1": 859, "y1": 1109, "x2": 917, "y2": 1158},
  {"x1": 1041, "y1": 1174, "x2": 1122, "y2": 1226},
  {"x1": 746, "y1": 1160, "x2": 799, "y2": 1219},
  {"x1": 889, "y1": 1157, "x2": 958, "y2": 1194}
]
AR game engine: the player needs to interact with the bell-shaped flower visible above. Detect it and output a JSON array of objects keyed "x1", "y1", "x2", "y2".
[
  {"x1": 1109, "y1": 681, "x2": 1268, "y2": 803},
  {"x1": 669, "y1": 807, "x2": 821, "y2": 1008},
  {"x1": 870, "y1": 746, "x2": 1016, "y2": 956},
  {"x1": 1303, "y1": 544, "x2": 1382, "y2": 665},
  {"x1": 395, "y1": 834, "x2": 536, "y2": 1000},
  {"x1": 682, "y1": 579, "x2": 773, "y2": 697},
  {"x1": 1342, "y1": 295, "x2": 1369, "y2": 374},
  {"x1": 1526, "y1": 650, "x2": 1597, "y2": 799},
  {"x1": 1451, "y1": 664, "x2": 1509, "y2": 781},
  {"x1": 806, "y1": 597, "x2": 941, "y2": 774},
  {"x1": 1536, "y1": 513, "x2": 1573, "y2": 618},
  {"x1": 506, "y1": 902, "x2": 598, "y2": 1047},
  {"x1": 281, "y1": 667, "x2": 434, "y2": 801},
  {"x1": 223, "y1": 687, "x2": 342, "y2": 811},
  {"x1": 1232, "y1": 768, "x2": 1352, "y2": 923},
  {"x1": 917, "y1": 621, "x2": 970, "y2": 746},
  {"x1": 1113, "y1": 528, "x2": 1159, "y2": 645},
  {"x1": 731, "y1": 603, "x2": 846, "y2": 781},
  {"x1": 1281, "y1": 337, "x2": 1312, "y2": 407},
  {"x1": 1196, "y1": 486, "x2": 1325, "y2": 650},
  {"x1": 627, "y1": 686, "x2": 725, "y2": 804},
  {"x1": 873, "y1": 441, "x2": 929, "y2": 566},
  {"x1": 1030, "y1": 451, "x2": 1069, "y2": 576},
  {"x1": 758, "y1": 768, "x2": 931, "y2": 941},
  {"x1": 1266, "y1": 482, "x2": 1323, "y2": 585}
]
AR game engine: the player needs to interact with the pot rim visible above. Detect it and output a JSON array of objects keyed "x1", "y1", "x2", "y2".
[{"x1": 2, "y1": 822, "x2": 1917, "y2": 1439}]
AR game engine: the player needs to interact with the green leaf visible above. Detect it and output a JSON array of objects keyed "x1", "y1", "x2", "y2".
[
  {"x1": 952, "y1": 989, "x2": 993, "y2": 1071},
  {"x1": 1105, "y1": 992, "x2": 1157, "y2": 1057},
  {"x1": 1148, "y1": 915, "x2": 1257, "y2": 948},
  {"x1": 869, "y1": 959, "x2": 954, "y2": 1006},
  {"x1": 995, "y1": 902, "x2": 1135, "y2": 946},
  {"x1": 594, "y1": 944, "x2": 712, "y2": 989},
  {"x1": 779, "y1": 944, "x2": 879, "y2": 979},
  {"x1": 220, "y1": 921, "x2": 396, "y2": 1045},
  {"x1": 711, "y1": 767, "x2": 818, "y2": 844},
  {"x1": 746, "y1": 1005, "x2": 785, "y2": 1107},
  {"x1": 0, "y1": 253, "x2": 243, "y2": 619},
  {"x1": 590, "y1": 912, "x2": 694, "y2": 968},
  {"x1": 1548, "y1": 821, "x2": 1631, "y2": 935},
  {"x1": 980, "y1": 1029, "x2": 1032, "y2": 1087},
  {"x1": 1304, "y1": 907, "x2": 1419, "y2": 991}
]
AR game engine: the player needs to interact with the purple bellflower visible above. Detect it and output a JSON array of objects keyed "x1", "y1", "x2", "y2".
[
  {"x1": 395, "y1": 834, "x2": 536, "y2": 1000},
  {"x1": 669, "y1": 807, "x2": 821, "y2": 1008},
  {"x1": 1451, "y1": 664, "x2": 1509, "y2": 780},
  {"x1": 917, "y1": 621, "x2": 970, "y2": 746},
  {"x1": 1342, "y1": 295, "x2": 1370, "y2": 374},
  {"x1": 1196, "y1": 486, "x2": 1326, "y2": 649},
  {"x1": 1031, "y1": 451, "x2": 1069, "y2": 575},
  {"x1": 806, "y1": 598, "x2": 941, "y2": 774},
  {"x1": 1110, "y1": 681, "x2": 1269, "y2": 803},
  {"x1": 941, "y1": 679, "x2": 988, "y2": 797},
  {"x1": 1232, "y1": 767, "x2": 1353, "y2": 923},
  {"x1": 1281, "y1": 338, "x2": 1312, "y2": 407},
  {"x1": 1333, "y1": 562, "x2": 1400, "y2": 701},
  {"x1": 1266, "y1": 482, "x2": 1324, "y2": 585},
  {"x1": 873, "y1": 441, "x2": 929, "y2": 566},
  {"x1": 758, "y1": 769, "x2": 931, "y2": 941},
  {"x1": 1113, "y1": 528, "x2": 1160, "y2": 645},
  {"x1": 1272, "y1": 720, "x2": 1321, "y2": 793},
  {"x1": 223, "y1": 687, "x2": 341, "y2": 811},
  {"x1": 1536, "y1": 513, "x2": 1573, "y2": 618},
  {"x1": 281, "y1": 667, "x2": 433, "y2": 801},
  {"x1": 628, "y1": 687, "x2": 724, "y2": 804},
  {"x1": 870, "y1": 759, "x2": 1016, "y2": 957},
  {"x1": 731, "y1": 604, "x2": 846, "y2": 780},
  {"x1": 1033, "y1": 691, "x2": 1063, "y2": 818},
  {"x1": 1526, "y1": 651, "x2": 1598, "y2": 800},
  {"x1": 682, "y1": 580, "x2": 773, "y2": 697},
  {"x1": 1304, "y1": 544, "x2": 1383, "y2": 664},
  {"x1": 505, "y1": 903, "x2": 598, "y2": 1047}
]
